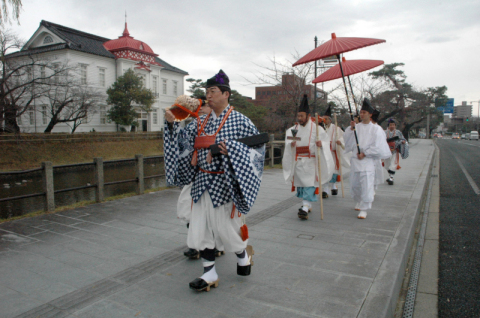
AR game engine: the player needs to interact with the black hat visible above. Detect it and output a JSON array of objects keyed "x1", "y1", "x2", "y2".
[
  {"x1": 361, "y1": 98, "x2": 374, "y2": 114},
  {"x1": 323, "y1": 104, "x2": 332, "y2": 117},
  {"x1": 371, "y1": 108, "x2": 380, "y2": 122},
  {"x1": 206, "y1": 69, "x2": 230, "y2": 88},
  {"x1": 388, "y1": 118, "x2": 396, "y2": 125},
  {"x1": 298, "y1": 94, "x2": 310, "y2": 114}
]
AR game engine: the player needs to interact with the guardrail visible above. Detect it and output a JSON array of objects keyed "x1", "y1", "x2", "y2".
[
  {"x1": 0, "y1": 155, "x2": 165, "y2": 212},
  {"x1": 1, "y1": 137, "x2": 285, "y2": 214}
]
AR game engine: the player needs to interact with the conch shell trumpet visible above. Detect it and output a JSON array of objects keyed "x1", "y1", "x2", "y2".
[{"x1": 166, "y1": 95, "x2": 207, "y2": 122}]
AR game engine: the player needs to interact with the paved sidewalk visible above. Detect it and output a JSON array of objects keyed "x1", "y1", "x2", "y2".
[{"x1": 0, "y1": 139, "x2": 434, "y2": 318}]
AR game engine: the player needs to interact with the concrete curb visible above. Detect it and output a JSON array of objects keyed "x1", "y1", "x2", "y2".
[{"x1": 358, "y1": 140, "x2": 436, "y2": 317}]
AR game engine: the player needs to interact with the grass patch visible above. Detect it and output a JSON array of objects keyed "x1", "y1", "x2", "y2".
[
  {"x1": 0, "y1": 186, "x2": 170, "y2": 223},
  {"x1": 264, "y1": 163, "x2": 283, "y2": 170},
  {"x1": 1, "y1": 139, "x2": 164, "y2": 171}
]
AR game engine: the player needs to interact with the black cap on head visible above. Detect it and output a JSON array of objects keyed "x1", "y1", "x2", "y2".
[
  {"x1": 388, "y1": 118, "x2": 396, "y2": 125},
  {"x1": 361, "y1": 98, "x2": 374, "y2": 114},
  {"x1": 323, "y1": 104, "x2": 332, "y2": 117},
  {"x1": 371, "y1": 108, "x2": 380, "y2": 122},
  {"x1": 298, "y1": 94, "x2": 310, "y2": 114},
  {"x1": 206, "y1": 69, "x2": 230, "y2": 88}
]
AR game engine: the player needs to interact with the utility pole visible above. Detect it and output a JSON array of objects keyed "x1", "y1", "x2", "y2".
[
  {"x1": 426, "y1": 113, "x2": 430, "y2": 139},
  {"x1": 313, "y1": 36, "x2": 318, "y2": 116}
]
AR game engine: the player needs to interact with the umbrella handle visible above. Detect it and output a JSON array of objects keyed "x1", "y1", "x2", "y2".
[{"x1": 336, "y1": 54, "x2": 360, "y2": 154}]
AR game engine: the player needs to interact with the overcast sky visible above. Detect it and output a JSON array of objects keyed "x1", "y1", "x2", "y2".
[{"x1": 7, "y1": 0, "x2": 480, "y2": 115}]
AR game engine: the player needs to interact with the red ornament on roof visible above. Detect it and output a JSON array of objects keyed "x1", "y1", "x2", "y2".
[{"x1": 103, "y1": 22, "x2": 161, "y2": 68}]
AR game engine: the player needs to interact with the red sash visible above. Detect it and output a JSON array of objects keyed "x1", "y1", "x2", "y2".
[
  {"x1": 191, "y1": 106, "x2": 234, "y2": 166},
  {"x1": 194, "y1": 135, "x2": 216, "y2": 149},
  {"x1": 296, "y1": 146, "x2": 314, "y2": 159},
  {"x1": 388, "y1": 141, "x2": 396, "y2": 151}
]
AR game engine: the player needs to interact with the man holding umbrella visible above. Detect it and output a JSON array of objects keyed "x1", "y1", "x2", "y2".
[
  {"x1": 344, "y1": 98, "x2": 391, "y2": 219},
  {"x1": 282, "y1": 95, "x2": 334, "y2": 220}
]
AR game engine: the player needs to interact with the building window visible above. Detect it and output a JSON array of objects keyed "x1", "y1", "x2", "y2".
[
  {"x1": 80, "y1": 64, "x2": 87, "y2": 85},
  {"x1": 162, "y1": 79, "x2": 167, "y2": 95},
  {"x1": 173, "y1": 81, "x2": 178, "y2": 96},
  {"x1": 139, "y1": 74, "x2": 146, "y2": 86},
  {"x1": 40, "y1": 66, "x2": 46, "y2": 83},
  {"x1": 99, "y1": 68, "x2": 106, "y2": 87},
  {"x1": 29, "y1": 108, "x2": 35, "y2": 125},
  {"x1": 53, "y1": 63, "x2": 60, "y2": 84},
  {"x1": 100, "y1": 106, "x2": 107, "y2": 124},
  {"x1": 153, "y1": 110, "x2": 158, "y2": 125},
  {"x1": 26, "y1": 66, "x2": 33, "y2": 81},
  {"x1": 43, "y1": 35, "x2": 53, "y2": 44},
  {"x1": 42, "y1": 106, "x2": 48, "y2": 125},
  {"x1": 152, "y1": 76, "x2": 158, "y2": 96}
]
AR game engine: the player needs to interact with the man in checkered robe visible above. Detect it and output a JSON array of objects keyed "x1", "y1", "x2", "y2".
[{"x1": 164, "y1": 70, "x2": 264, "y2": 292}]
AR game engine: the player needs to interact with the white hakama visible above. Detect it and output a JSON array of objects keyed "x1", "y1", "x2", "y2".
[{"x1": 187, "y1": 191, "x2": 246, "y2": 253}]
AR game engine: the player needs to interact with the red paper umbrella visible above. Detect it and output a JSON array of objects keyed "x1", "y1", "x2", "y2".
[
  {"x1": 293, "y1": 33, "x2": 386, "y2": 154},
  {"x1": 312, "y1": 58, "x2": 384, "y2": 83},
  {"x1": 293, "y1": 33, "x2": 386, "y2": 66}
]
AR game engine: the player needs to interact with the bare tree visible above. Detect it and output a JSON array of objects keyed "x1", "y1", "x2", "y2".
[
  {"x1": 43, "y1": 83, "x2": 104, "y2": 133},
  {"x1": 247, "y1": 53, "x2": 332, "y2": 133},
  {"x1": 0, "y1": 29, "x2": 73, "y2": 133},
  {"x1": 0, "y1": 0, "x2": 22, "y2": 26}
]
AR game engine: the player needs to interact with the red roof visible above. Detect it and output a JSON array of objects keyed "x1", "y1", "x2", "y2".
[{"x1": 103, "y1": 23, "x2": 158, "y2": 56}]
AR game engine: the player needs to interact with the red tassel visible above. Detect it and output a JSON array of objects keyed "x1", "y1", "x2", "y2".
[
  {"x1": 191, "y1": 150, "x2": 198, "y2": 166},
  {"x1": 240, "y1": 224, "x2": 249, "y2": 241},
  {"x1": 382, "y1": 162, "x2": 385, "y2": 167},
  {"x1": 315, "y1": 187, "x2": 319, "y2": 195},
  {"x1": 397, "y1": 165, "x2": 401, "y2": 170},
  {"x1": 336, "y1": 175, "x2": 341, "y2": 182}
]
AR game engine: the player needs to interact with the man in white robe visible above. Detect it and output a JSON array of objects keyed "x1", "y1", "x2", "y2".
[
  {"x1": 384, "y1": 118, "x2": 408, "y2": 185},
  {"x1": 370, "y1": 109, "x2": 390, "y2": 191},
  {"x1": 344, "y1": 99, "x2": 391, "y2": 219},
  {"x1": 321, "y1": 105, "x2": 349, "y2": 197},
  {"x1": 282, "y1": 95, "x2": 334, "y2": 220}
]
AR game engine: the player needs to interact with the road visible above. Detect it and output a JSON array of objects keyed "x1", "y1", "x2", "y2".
[{"x1": 436, "y1": 139, "x2": 480, "y2": 317}]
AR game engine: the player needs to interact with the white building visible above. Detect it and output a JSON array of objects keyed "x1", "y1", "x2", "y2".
[{"x1": 8, "y1": 20, "x2": 188, "y2": 133}]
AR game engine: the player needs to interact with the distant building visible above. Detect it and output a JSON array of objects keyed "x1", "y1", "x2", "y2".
[
  {"x1": 453, "y1": 101, "x2": 472, "y2": 119},
  {"x1": 7, "y1": 20, "x2": 188, "y2": 133},
  {"x1": 254, "y1": 73, "x2": 327, "y2": 110}
]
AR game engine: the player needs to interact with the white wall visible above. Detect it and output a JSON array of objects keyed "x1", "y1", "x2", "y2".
[{"x1": 17, "y1": 50, "x2": 186, "y2": 133}]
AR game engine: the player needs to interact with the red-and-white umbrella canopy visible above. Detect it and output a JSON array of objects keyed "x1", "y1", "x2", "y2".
[
  {"x1": 293, "y1": 33, "x2": 386, "y2": 67},
  {"x1": 312, "y1": 58, "x2": 384, "y2": 83}
]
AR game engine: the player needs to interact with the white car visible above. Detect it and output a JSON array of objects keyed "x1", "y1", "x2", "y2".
[{"x1": 469, "y1": 131, "x2": 479, "y2": 141}]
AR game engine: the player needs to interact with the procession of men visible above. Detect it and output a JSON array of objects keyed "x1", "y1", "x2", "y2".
[
  {"x1": 163, "y1": 70, "x2": 408, "y2": 292},
  {"x1": 282, "y1": 96, "x2": 395, "y2": 220}
]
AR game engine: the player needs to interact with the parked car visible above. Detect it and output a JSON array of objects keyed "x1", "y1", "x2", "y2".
[
  {"x1": 466, "y1": 133, "x2": 471, "y2": 140},
  {"x1": 461, "y1": 134, "x2": 466, "y2": 139},
  {"x1": 452, "y1": 133, "x2": 460, "y2": 139},
  {"x1": 470, "y1": 131, "x2": 479, "y2": 141}
]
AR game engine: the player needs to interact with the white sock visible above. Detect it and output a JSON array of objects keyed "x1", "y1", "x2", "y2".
[
  {"x1": 200, "y1": 264, "x2": 218, "y2": 282},
  {"x1": 236, "y1": 249, "x2": 250, "y2": 266},
  {"x1": 332, "y1": 183, "x2": 337, "y2": 190}
]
